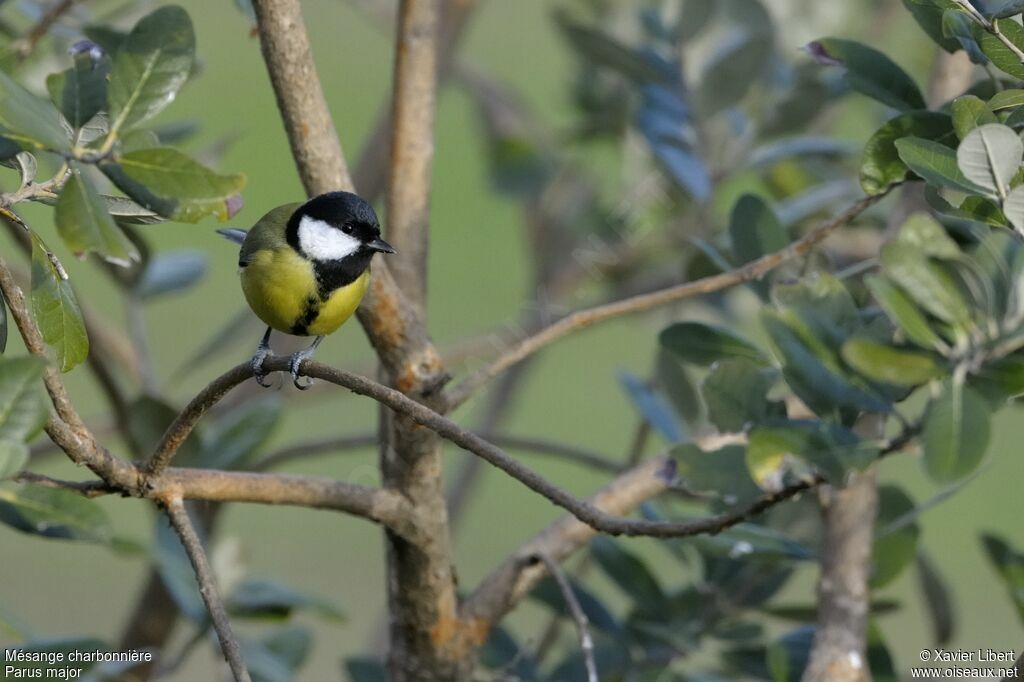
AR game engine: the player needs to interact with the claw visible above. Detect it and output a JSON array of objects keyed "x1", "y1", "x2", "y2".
[
  {"x1": 250, "y1": 327, "x2": 274, "y2": 387},
  {"x1": 288, "y1": 336, "x2": 324, "y2": 391}
]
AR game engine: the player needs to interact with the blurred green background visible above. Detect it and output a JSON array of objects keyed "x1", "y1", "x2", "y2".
[{"x1": 1, "y1": 0, "x2": 1023, "y2": 679}]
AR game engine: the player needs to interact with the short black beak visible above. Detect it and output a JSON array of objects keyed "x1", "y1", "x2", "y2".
[{"x1": 368, "y1": 237, "x2": 396, "y2": 254}]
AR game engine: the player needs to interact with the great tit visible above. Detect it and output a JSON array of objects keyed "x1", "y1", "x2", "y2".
[{"x1": 218, "y1": 191, "x2": 395, "y2": 389}]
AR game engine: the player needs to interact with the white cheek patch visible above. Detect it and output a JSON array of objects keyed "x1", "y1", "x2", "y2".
[{"x1": 297, "y1": 215, "x2": 361, "y2": 261}]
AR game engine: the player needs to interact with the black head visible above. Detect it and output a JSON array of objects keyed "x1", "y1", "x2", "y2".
[{"x1": 285, "y1": 191, "x2": 395, "y2": 261}]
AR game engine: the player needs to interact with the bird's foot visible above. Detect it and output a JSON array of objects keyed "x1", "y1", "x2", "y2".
[
  {"x1": 250, "y1": 346, "x2": 275, "y2": 387},
  {"x1": 289, "y1": 347, "x2": 317, "y2": 390}
]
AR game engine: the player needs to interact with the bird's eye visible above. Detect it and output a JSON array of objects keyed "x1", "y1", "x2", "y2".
[{"x1": 342, "y1": 224, "x2": 353, "y2": 234}]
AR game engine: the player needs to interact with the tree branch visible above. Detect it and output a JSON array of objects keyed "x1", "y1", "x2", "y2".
[
  {"x1": 461, "y1": 457, "x2": 669, "y2": 628},
  {"x1": 163, "y1": 497, "x2": 251, "y2": 682},
  {"x1": 249, "y1": 0, "x2": 352, "y2": 194},
  {"x1": 385, "y1": 0, "x2": 441, "y2": 305},
  {"x1": 13, "y1": 0, "x2": 78, "y2": 61},
  {"x1": 137, "y1": 355, "x2": 889, "y2": 540},
  {"x1": 11, "y1": 471, "x2": 116, "y2": 497},
  {"x1": 352, "y1": 0, "x2": 478, "y2": 200},
  {"x1": 443, "y1": 192, "x2": 887, "y2": 411},
  {"x1": 0, "y1": 257, "x2": 140, "y2": 489},
  {"x1": 801, "y1": 468, "x2": 878, "y2": 682},
  {"x1": 534, "y1": 552, "x2": 598, "y2": 682},
  {"x1": 255, "y1": 432, "x2": 622, "y2": 475}
]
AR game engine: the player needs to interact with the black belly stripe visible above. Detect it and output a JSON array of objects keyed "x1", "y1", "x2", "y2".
[{"x1": 290, "y1": 295, "x2": 321, "y2": 336}]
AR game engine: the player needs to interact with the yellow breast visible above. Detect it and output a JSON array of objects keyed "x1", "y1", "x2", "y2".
[{"x1": 239, "y1": 248, "x2": 369, "y2": 337}]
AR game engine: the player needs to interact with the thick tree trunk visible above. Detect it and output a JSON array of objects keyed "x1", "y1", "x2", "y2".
[{"x1": 802, "y1": 467, "x2": 878, "y2": 682}]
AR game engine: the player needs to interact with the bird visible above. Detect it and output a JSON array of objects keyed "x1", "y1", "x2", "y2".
[{"x1": 218, "y1": 191, "x2": 395, "y2": 389}]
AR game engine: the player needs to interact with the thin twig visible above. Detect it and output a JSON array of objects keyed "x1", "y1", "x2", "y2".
[
  {"x1": 13, "y1": 0, "x2": 78, "y2": 61},
  {"x1": 385, "y1": 0, "x2": 441, "y2": 305},
  {"x1": 143, "y1": 356, "x2": 918, "y2": 539},
  {"x1": 443, "y1": 192, "x2": 887, "y2": 411},
  {"x1": 462, "y1": 429, "x2": 917, "y2": 628},
  {"x1": 954, "y1": 0, "x2": 1024, "y2": 64},
  {"x1": 352, "y1": 0, "x2": 479, "y2": 200},
  {"x1": 11, "y1": 471, "x2": 116, "y2": 497},
  {"x1": 163, "y1": 498, "x2": 251, "y2": 682},
  {"x1": 534, "y1": 553, "x2": 598, "y2": 682},
  {"x1": 256, "y1": 432, "x2": 622, "y2": 475}
]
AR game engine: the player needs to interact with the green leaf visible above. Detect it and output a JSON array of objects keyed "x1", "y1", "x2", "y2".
[
  {"x1": 761, "y1": 310, "x2": 890, "y2": 415},
  {"x1": 344, "y1": 658, "x2": 386, "y2": 682},
  {"x1": 677, "y1": 0, "x2": 717, "y2": 42},
  {"x1": 915, "y1": 552, "x2": 955, "y2": 646},
  {"x1": 957, "y1": 123, "x2": 1023, "y2": 197},
  {"x1": 989, "y1": 88, "x2": 1024, "y2": 111},
  {"x1": 530, "y1": 575, "x2": 622, "y2": 634},
  {"x1": 239, "y1": 625, "x2": 312, "y2": 682},
  {"x1": 619, "y1": 371, "x2": 683, "y2": 442},
  {"x1": 896, "y1": 212, "x2": 962, "y2": 259},
  {"x1": 980, "y1": 534, "x2": 1024, "y2": 626},
  {"x1": 865, "y1": 274, "x2": 948, "y2": 350},
  {"x1": 125, "y1": 395, "x2": 202, "y2": 461},
  {"x1": 951, "y1": 95, "x2": 998, "y2": 139},
  {"x1": 860, "y1": 111, "x2": 956, "y2": 195},
  {"x1": 976, "y1": 18, "x2": 1024, "y2": 79},
  {"x1": 807, "y1": 38, "x2": 926, "y2": 111},
  {"x1": 136, "y1": 250, "x2": 207, "y2": 299},
  {"x1": 748, "y1": 421, "x2": 874, "y2": 486},
  {"x1": 659, "y1": 321, "x2": 768, "y2": 366},
  {"x1": 944, "y1": 9, "x2": 989, "y2": 65},
  {"x1": 922, "y1": 380, "x2": 990, "y2": 482},
  {"x1": 655, "y1": 349, "x2": 701, "y2": 425},
  {"x1": 673, "y1": 442, "x2": 762, "y2": 504},
  {"x1": 872, "y1": 485, "x2": 920, "y2": 587},
  {"x1": 695, "y1": 523, "x2": 814, "y2": 561},
  {"x1": 102, "y1": 194, "x2": 164, "y2": 224},
  {"x1": 729, "y1": 193, "x2": 788, "y2": 276},
  {"x1": 29, "y1": 233, "x2": 88, "y2": 372},
  {"x1": 0, "y1": 356, "x2": 47, "y2": 442},
  {"x1": 101, "y1": 147, "x2": 246, "y2": 223},
  {"x1": 1004, "y1": 184, "x2": 1024, "y2": 233},
  {"x1": 698, "y1": 33, "x2": 774, "y2": 116},
  {"x1": 554, "y1": 11, "x2": 673, "y2": 84},
  {"x1": 107, "y1": 5, "x2": 196, "y2": 134},
  {"x1": 986, "y1": 0, "x2": 1024, "y2": 18},
  {"x1": 895, "y1": 136, "x2": 988, "y2": 193},
  {"x1": 0, "y1": 485, "x2": 112, "y2": 543},
  {"x1": 46, "y1": 52, "x2": 111, "y2": 129},
  {"x1": 228, "y1": 579, "x2": 344, "y2": 621},
  {"x1": 840, "y1": 337, "x2": 943, "y2": 386},
  {"x1": 903, "y1": 0, "x2": 961, "y2": 53},
  {"x1": 0, "y1": 70, "x2": 70, "y2": 151},
  {"x1": 958, "y1": 195, "x2": 1009, "y2": 226},
  {"x1": 702, "y1": 358, "x2": 780, "y2": 432},
  {"x1": 55, "y1": 165, "x2": 138, "y2": 266},
  {"x1": 773, "y1": 273, "x2": 862, "y2": 346},
  {"x1": 0, "y1": 439, "x2": 27, "y2": 480},
  {"x1": 590, "y1": 537, "x2": 667, "y2": 615},
  {"x1": 199, "y1": 395, "x2": 281, "y2": 470},
  {"x1": 879, "y1": 241, "x2": 972, "y2": 327}
]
